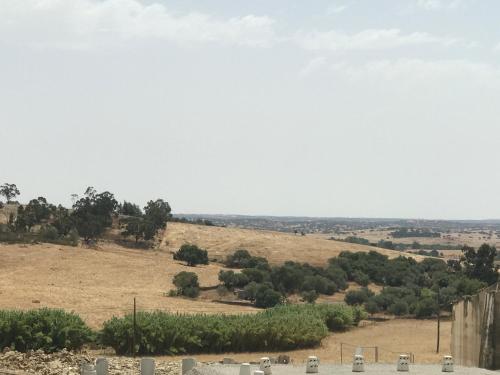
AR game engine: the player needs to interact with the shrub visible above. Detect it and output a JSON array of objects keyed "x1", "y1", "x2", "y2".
[
  {"x1": 225, "y1": 249, "x2": 252, "y2": 268},
  {"x1": 388, "y1": 301, "x2": 409, "y2": 316},
  {"x1": 345, "y1": 288, "x2": 374, "y2": 306},
  {"x1": 173, "y1": 244, "x2": 209, "y2": 266},
  {"x1": 100, "y1": 304, "x2": 335, "y2": 355},
  {"x1": 0, "y1": 309, "x2": 93, "y2": 352},
  {"x1": 39, "y1": 225, "x2": 59, "y2": 241},
  {"x1": 255, "y1": 284, "x2": 283, "y2": 308},
  {"x1": 173, "y1": 272, "x2": 200, "y2": 298},
  {"x1": 352, "y1": 271, "x2": 370, "y2": 287},
  {"x1": 364, "y1": 299, "x2": 380, "y2": 315},
  {"x1": 301, "y1": 290, "x2": 319, "y2": 304},
  {"x1": 414, "y1": 297, "x2": 438, "y2": 318}
]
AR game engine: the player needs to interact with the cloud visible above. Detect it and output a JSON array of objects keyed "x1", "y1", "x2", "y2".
[
  {"x1": 415, "y1": 0, "x2": 472, "y2": 10},
  {"x1": 328, "y1": 59, "x2": 500, "y2": 88},
  {"x1": 0, "y1": 0, "x2": 276, "y2": 49},
  {"x1": 299, "y1": 57, "x2": 327, "y2": 77},
  {"x1": 295, "y1": 29, "x2": 458, "y2": 51},
  {"x1": 326, "y1": 4, "x2": 349, "y2": 15}
]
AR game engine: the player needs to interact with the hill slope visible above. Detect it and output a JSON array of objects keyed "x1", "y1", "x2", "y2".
[{"x1": 162, "y1": 223, "x2": 427, "y2": 265}]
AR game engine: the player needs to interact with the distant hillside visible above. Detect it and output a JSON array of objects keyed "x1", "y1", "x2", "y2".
[{"x1": 162, "y1": 222, "x2": 427, "y2": 266}]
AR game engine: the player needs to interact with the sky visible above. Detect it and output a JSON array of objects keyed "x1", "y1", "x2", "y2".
[{"x1": 1, "y1": 0, "x2": 500, "y2": 220}]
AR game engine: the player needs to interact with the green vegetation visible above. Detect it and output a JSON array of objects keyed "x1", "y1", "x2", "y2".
[
  {"x1": 337, "y1": 247, "x2": 496, "y2": 318},
  {"x1": 174, "y1": 244, "x2": 209, "y2": 266},
  {"x1": 100, "y1": 304, "x2": 361, "y2": 355},
  {"x1": 390, "y1": 228, "x2": 440, "y2": 238},
  {"x1": 0, "y1": 182, "x2": 171, "y2": 247},
  {"x1": 220, "y1": 250, "x2": 348, "y2": 308},
  {"x1": 172, "y1": 271, "x2": 200, "y2": 298},
  {"x1": 0, "y1": 183, "x2": 20, "y2": 203},
  {"x1": 337, "y1": 236, "x2": 456, "y2": 255},
  {"x1": 0, "y1": 309, "x2": 93, "y2": 352}
]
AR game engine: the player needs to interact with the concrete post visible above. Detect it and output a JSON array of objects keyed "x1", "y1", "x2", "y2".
[
  {"x1": 95, "y1": 357, "x2": 108, "y2": 375},
  {"x1": 182, "y1": 358, "x2": 197, "y2": 375},
  {"x1": 352, "y1": 354, "x2": 365, "y2": 372},
  {"x1": 306, "y1": 356, "x2": 319, "y2": 373},
  {"x1": 397, "y1": 354, "x2": 409, "y2": 372},
  {"x1": 442, "y1": 356, "x2": 454, "y2": 372},
  {"x1": 140, "y1": 358, "x2": 155, "y2": 375},
  {"x1": 239, "y1": 363, "x2": 251, "y2": 375},
  {"x1": 259, "y1": 357, "x2": 272, "y2": 375},
  {"x1": 81, "y1": 363, "x2": 97, "y2": 375}
]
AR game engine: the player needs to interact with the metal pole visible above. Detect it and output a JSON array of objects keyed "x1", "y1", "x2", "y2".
[{"x1": 133, "y1": 297, "x2": 137, "y2": 358}]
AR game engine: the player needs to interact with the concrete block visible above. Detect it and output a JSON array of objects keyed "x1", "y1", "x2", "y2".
[
  {"x1": 182, "y1": 358, "x2": 197, "y2": 375},
  {"x1": 140, "y1": 358, "x2": 155, "y2": 375},
  {"x1": 239, "y1": 363, "x2": 251, "y2": 375},
  {"x1": 260, "y1": 357, "x2": 272, "y2": 375},
  {"x1": 352, "y1": 354, "x2": 365, "y2": 372},
  {"x1": 442, "y1": 356, "x2": 454, "y2": 372},
  {"x1": 95, "y1": 357, "x2": 108, "y2": 375},
  {"x1": 397, "y1": 354, "x2": 410, "y2": 372},
  {"x1": 81, "y1": 363, "x2": 97, "y2": 375},
  {"x1": 306, "y1": 356, "x2": 319, "y2": 373}
]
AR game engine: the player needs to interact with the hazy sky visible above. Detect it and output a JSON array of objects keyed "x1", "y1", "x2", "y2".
[{"x1": 1, "y1": 0, "x2": 499, "y2": 219}]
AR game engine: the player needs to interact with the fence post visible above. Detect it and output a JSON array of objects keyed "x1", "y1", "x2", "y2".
[
  {"x1": 375, "y1": 347, "x2": 378, "y2": 363},
  {"x1": 340, "y1": 343, "x2": 343, "y2": 364}
]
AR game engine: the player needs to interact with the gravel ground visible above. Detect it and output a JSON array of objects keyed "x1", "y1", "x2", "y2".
[{"x1": 206, "y1": 363, "x2": 498, "y2": 375}]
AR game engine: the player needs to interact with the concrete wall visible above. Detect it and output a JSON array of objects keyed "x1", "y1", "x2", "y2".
[{"x1": 451, "y1": 283, "x2": 499, "y2": 369}]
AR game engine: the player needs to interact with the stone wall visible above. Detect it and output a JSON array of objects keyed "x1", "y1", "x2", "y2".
[{"x1": 451, "y1": 283, "x2": 499, "y2": 369}]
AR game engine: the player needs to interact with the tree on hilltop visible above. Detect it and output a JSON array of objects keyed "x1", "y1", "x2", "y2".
[
  {"x1": 71, "y1": 187, "x2": 118, "y2": 242},
  {"x1": 0, "y1": 183, "x2": 20, "y2": 203}
]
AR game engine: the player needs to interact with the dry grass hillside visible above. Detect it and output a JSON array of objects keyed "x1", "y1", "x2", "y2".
[
  {"x1": 162, "y1": 223, "x2": 427, "y2": 265},
  {"x1": 0, "y1": 242, "x2": 256, "y2": 328}
]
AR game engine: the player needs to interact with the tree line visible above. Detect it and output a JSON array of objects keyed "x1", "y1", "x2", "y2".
[
  {"x1": 0, "y1": 182, "x2": 171, "y2": 247},
  {"x1": 170, "y1": 244, "x2": 498, "y2": 315}
]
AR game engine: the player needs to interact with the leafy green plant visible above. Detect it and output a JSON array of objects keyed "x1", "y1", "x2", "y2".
[
  {"x1": 0, "y1": 309, "x2": 93, "y2": 352},
  {"x1": 100, "y1": 304, "x2": 361, "y2": 355}
]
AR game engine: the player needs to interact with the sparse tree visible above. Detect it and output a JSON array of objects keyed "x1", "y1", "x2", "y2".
[{"x1": 0, "y1": 183, "x2": 20, "y2": 203}]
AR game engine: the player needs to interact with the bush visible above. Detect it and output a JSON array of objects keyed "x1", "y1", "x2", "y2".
[
  {"x1": 388, "y1": 301, "x2": 409, "y2": 316},
  {"x1": 173, "y1": 272, "x2": 200, "y2": 298},
  {"x1": 364, "y1": 299, "x2": 380, "y2": 315},
  {"x1": 225, "y1": 249, "x2": 252, "y2": 268},
  {"x1": 255, "y1": 284, "x2": 283, "y2": 308},
  {"x1": 414, "y1": 297, "x2": 438, "y2": 318},
  {"x1": 0, "y1": 309, "x2": 93, "y2": 352},
  {"x1": 352, "y1": 271, "x2": 370, "y2": 287},
  {"x1": 173, "y1": 244, "x2": 209, "y2": 266},
  {"x1": 345, "y1": 288, "x2": 374, "y2": 306},
  {"x1": 301, "y1": 290, "x2": 319, "y2": 304},
  {"x1": 100, "y1": 304, "x2": 336, "y2": 355}
]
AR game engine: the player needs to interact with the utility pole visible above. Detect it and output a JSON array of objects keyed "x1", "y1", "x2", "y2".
[
  {"x1": 133, "y1": 297, "x2": 137, "y2": 358},
  {"x1": 436, "y1": 288, "x2": 440, "y2": 353}
]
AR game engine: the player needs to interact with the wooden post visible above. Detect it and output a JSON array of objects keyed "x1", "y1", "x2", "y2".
[
  {"x1": 437, "y1": 289, "x2": 440, "y2": 353},
  {"x1": 340, "y1": 343, "x2": 343, "y2": 364},
  {"x1": 375, "y1": 347, "x2": 379, "y2": 363},
  {"x1": 133, "y1": 297, "x2": 137, "y2": 358}
]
